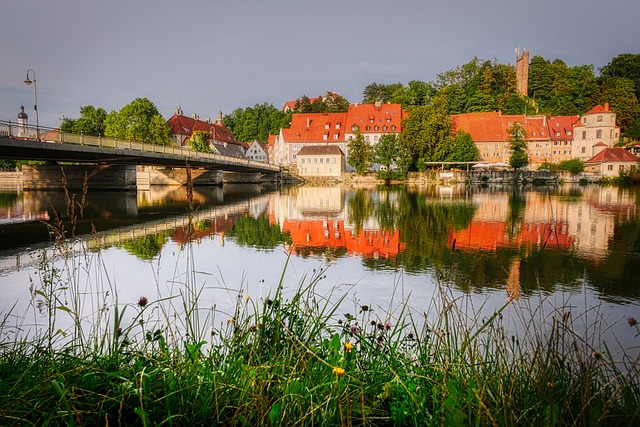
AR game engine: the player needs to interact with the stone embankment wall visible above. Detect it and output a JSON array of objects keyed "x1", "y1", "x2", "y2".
[
  {"x1": 297, "y1": 170, "x2": 601, "y2": 185},
  {"x1": 0, "y1": 172, "x2": 22, "y2": 189}
]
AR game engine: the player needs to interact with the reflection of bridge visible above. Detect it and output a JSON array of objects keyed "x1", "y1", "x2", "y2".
[
  {"x1": 0, "y1": 120, "x2": 278, "y2": 173},
  {"x1": 0, "y1": 194, "x2": 271, "y2": 275}
]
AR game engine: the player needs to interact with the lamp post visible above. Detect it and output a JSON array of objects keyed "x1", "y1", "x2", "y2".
[{"x1": 24, "y1": 69, "x2": 39, "y2": 140}]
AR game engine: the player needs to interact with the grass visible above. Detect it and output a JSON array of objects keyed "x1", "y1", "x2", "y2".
[{"x1": 1, "y1": 170, "x2": 639, "y2": 426}]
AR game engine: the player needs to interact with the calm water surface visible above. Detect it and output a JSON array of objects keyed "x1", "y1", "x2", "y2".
[{"x1": 1, "y1": 183, "x2": 639, "y2": 357}]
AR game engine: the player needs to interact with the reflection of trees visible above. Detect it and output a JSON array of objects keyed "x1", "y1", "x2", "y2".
[
  {"x1": 396, "y1": 191, "x2": 476, "y2": 272},
  {"x1": 0, "y1": 192, "x2": 19, "y2": 208},
  {"x1": 348, "y1": 190, "x2": 374, "y2": 234},
  {"x1": 119, "y1": 232, "x2": 170, "y2": 260},
  {"x1": 226, "y1": 215, "x2": 290, "y2": 250},
  {"x1": 506, "y1": 187, "x2": 526, "y2": 238},
  {"x1": 293, "y1": 245, "x2": 348, "y2": 261}
]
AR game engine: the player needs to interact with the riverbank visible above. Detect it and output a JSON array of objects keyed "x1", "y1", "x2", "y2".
[
  {"x1": 300, "y1": 169, "x2": 602, "y2": 186},
  {"x1": 1, "y1": 253, "x2": 639, "y2": 425}
]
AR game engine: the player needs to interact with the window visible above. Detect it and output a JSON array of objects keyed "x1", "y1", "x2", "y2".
[
  {"x1": 374, "y1": 125, "x2": 379, "y2": 131},
  {"x1": 351, "y1": 124, "x2": 358, "y2": 131},
  {"x1": 391, "y1": 125, "x2": 396, "y2": 131},
  {"x1": 619, "y1": 165, "x2": 625, "y2": 171},
  {"x1": 607, "y1": 165, "x2": 613, "y2": 171},
  {"x1": 383, "y1": 125, "x2": 387, "y2": 131},
  {"x1": 323, "y1": 134, "x2": 328, "y2": 140},
  {"x1": 301, "y1": 158, "x2": 305, "y2": 164},
  {"x1": 596, "y1": 130, "x2": 602, "y2": 138},
  {"x1": 582, "y1": 131, "x2": 586, "y2": 140},
  {"x1": 597, "y1": 115, "x2": 603, "y2": 122},
  {"x1": 365, "y1": 125, "x2": 370, "y2": 131},
  {"x1": 334, "y1": 134, "x2": 338, "y2": 140},
  {"x1": 581, "y1": 147, "x2": 586, "y2": 153},
  {"x1": 320, "y1": 158, "x2": 323, "y2": 163},
  {"x1": 313, "y1": 158, "x2": 317, "y2": 163},
  {"x1": 332, "y1": 158, "x2": 336, "y2": 163}
]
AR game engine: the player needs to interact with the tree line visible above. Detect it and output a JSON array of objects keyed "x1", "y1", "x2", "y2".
[{"x1": 4, "y1": 53, "x2": 636, "y2": 174}]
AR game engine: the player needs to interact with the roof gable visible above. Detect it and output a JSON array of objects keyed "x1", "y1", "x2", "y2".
[{"x1": 586, "y1": 147, "x2": 639, "y2": 163}]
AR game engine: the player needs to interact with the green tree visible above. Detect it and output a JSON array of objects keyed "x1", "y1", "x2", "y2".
[
  {"x1": 347, "y1": 129, "x2": 374, "y2": 175},
  {"x1": 104, "y1": 98, "x2": 172, "y2": 145},
  {"x1": 388, "y1": 80, "x2": 436, "y2": 106},
  {"x1": 362, "y1": 82, "x2": 403, "y2": 104},
  {"x1": 508, "y1": 122, "x2": 529, "y2": 169},
  {"x1": 374, "y1": 134, "x2": 399, "y2": 170},
  {"x1": 187, "y1": 130, "x2": 211, "y2": 152},
  {"x1": 400, "y1": 97, "x2": 453, "y2": 169},
  {"x1": 589, "y1": 77, "x2": 640, "y2": 133},
  {"x1": 600, "y1": 53, "x2": 640, "y2": 99},
  {"x1": 223, "y1": 103, "x2": 290, "y2": 142},
  {"x1": 448, "y1": 130, "x2": 479, "y2": 162},
  {"x1": 60, "y1": 105, "x2": 107, "y2": 136}
]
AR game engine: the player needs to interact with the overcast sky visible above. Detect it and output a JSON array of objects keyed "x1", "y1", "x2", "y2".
[{"x1": 2, "y1": 0, "x2": 639, "y2": 128}]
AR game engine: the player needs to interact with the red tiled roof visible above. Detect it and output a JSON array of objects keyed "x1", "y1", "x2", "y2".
[
  {"x1": 548, "y1": 116, "x2": 579, "y2": 140},
  {"x1": 347, "y1": 103, "x2": 403, "y2": 133},
  {"x1": 586, "y1": 147, "x2": 639, "y2": 164},
  {"x1": 583, "y1": 104, "x2": 609, "y2": 115},
  {"x1": 284, "y1": 112, "x2": 348, "y2": 143},
  {"x1": 166, "y1": 113, "x2": 243, "y2": 147}
]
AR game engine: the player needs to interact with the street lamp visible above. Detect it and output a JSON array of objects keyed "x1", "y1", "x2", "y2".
[{"x1": 24, "y1": 69, "x2": 39, "y2": 140}]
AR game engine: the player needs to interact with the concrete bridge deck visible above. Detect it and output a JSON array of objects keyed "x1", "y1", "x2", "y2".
[{"x1": 0, "y1": 120, "x2": 279, "y2": 173}]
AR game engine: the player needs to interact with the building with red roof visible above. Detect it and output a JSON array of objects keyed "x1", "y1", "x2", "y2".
[
  {"x1": 165, "y1": 107, "x2": 246, "y2": 150},
  {"x1": 273, "y1": 102, "x2": 404, "y2": 170},
  {"x1": 572, "y1": 103, "x2": 620, "y2": 161},
  {"x1": 585, "y1": 146, "x2": 638, "y2": 177}
]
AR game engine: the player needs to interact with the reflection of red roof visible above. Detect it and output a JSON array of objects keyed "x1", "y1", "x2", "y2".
[
  {"x1": 450, "y1": 221, "x2": 574, "y2": 251},
  {"x1": 450, "y1": 221, "x2": 507, "y2": 251},
  {"x1": 282, "y1": 219, "x2": 404, "y2": 258},
  {"x1": 171, "y1": 216, "x2": 238, "y2": 244}
]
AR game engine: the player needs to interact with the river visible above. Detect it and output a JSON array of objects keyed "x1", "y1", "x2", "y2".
[{"x1": 1, "y1": 183, "x2": 639, "y2": 360}]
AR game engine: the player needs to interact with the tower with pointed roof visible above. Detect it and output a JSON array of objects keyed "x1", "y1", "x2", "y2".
[{"x1": 17, "y1": 105, "x2": 28, "y2": 138}]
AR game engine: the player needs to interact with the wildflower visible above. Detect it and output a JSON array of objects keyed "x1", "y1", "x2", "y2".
[
  {"x1": 384, "y1": 321, "x2": 392, "y2": 330},
  {"x1": 333, "y1": 367, "x2": 345, "y2": 375},
  {"x1": 226, "y1": 317, "x2": 233, "y2": 323},
  {"x1": 137, "y1": 296, "x2": 148, "y2": 307},
  {"x1": 592, "y1": 351, "x2": 603, "y2": 360},
  {"x1": 370, "y1": 320, "x2": 377, "y2": 326},
  {"x1": 116, "y1": 327, "x2": 123, "y2": 336},
  {"x1": 360, "y1": 305, "x2": 369, "y2": 312},
  {"x1": 628, "y1": 316, "x2": 638, "y2": 327},
  {"x1": 344, "y1": 342, "x2": 353, "y2": 352},
  {"x1": 245, "y1": 295, "x2": 251, "y2": 302},
  {"x1": 349, "y1": 324, "x2": 360, "y2": 335},
  {"x1": 377, "y1": 322, "x2": 384, "y2": 330}
]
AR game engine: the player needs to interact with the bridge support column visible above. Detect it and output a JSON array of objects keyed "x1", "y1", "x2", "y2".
[
  {"x1": 22, "y1": 164, "x2": 137, "y2": 191},
  {"x1": 143, "y1": 166, "x2": 223, "y2": 186},
  {"x1": 223, "y1": 172, "x2": 262, "y2": 183}
]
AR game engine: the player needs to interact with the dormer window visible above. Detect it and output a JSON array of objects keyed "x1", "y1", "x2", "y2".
[
  {"x1": 391, "y1": 125, "x2": 396, "y2": 131},
  {"x1": 383, "y1": 125, "x2": 388, "y2": 131},
  {"x1": 374, "y1": 125, "x2": 379, "y2": 131},
  {"x1": 351, "y1": 124, "x2": 359, "y2": 131},
  {"x1": 335, "y1": 123, "x2": 341, "y2": 129},
  {"x1": 366, "y1": 125, "x2": 370, "y2": 131},
  {"x1": 325, "y1": 123, "x2": 330, "y2": 129}
]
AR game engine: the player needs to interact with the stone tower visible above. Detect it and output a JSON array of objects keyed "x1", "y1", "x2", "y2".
[{"x1": 516, "y1": 48, "x2": 529, "y2": 97}]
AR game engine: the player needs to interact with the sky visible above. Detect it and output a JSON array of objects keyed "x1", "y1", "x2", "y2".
[{"x1": 2, "y1": 0, "x2": 639, "y2": 129}]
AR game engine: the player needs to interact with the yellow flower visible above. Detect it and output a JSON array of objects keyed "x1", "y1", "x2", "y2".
[
  {"x1": 344, "y1": 342, "x2": 353, "y2": 352},
  {"x1": 226, "y1": 317, "x2": 233, "y2": 323},
  {"x1": 333, "y1": 367, "x2": 345, "y2": 375}
]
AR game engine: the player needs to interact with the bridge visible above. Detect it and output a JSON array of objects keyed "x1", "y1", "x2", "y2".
[
  {"x1": 0, "y1": 192, "x2": 272, "y2": 275},
  {"x1": 0, "y1": 120, "x2": 279, "y2": 173}
]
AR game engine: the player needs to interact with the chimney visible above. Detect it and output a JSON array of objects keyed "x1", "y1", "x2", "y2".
[
  {"x1": 306, "y1": 117, "x2": 311, "y2": 128},
  {"x1": 192, "y1": 113, "x2": 199, "y2": 120},
  {"x1": 604, "y1": 102, "x2": 610, "y2": 112},
  {"x1": 174, "y1": 107, "x2": 183, "y2": 116},
  {"x1": 217, "y1": 111, "x2": 223, "y2": 125},
  {"x1": 375, "y1": 100, "x2": 382, "y2": 108}
]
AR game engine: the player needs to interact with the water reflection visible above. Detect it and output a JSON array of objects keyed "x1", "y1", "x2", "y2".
[{"x1": 0, "y1": 184, "x2": 639, "y2": 304}]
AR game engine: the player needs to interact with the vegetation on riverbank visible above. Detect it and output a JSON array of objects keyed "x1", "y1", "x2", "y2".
[{"x1": 2, "y1": 253, "x2": 640, "y2": 425}]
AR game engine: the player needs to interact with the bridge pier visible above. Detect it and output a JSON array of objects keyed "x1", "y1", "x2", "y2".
[
  {"x1": 22, "y1": 164, "x2": 137, "y2": 191},
  {"x1": 139, "y1": 166, "x2": 223, "y2": 187}
]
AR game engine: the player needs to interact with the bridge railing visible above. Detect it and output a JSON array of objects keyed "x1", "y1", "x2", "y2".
[{"x1": 0, "y1": 120, "x2": 279, "y2": 172}]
